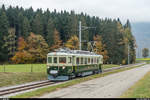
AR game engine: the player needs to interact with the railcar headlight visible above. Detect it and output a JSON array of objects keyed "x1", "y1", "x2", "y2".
[
  {"x1": 62, "y1": 66, "x2": 65, "y2": 69},
  {"x1": 50, "y1": 70, "x2": 58, "y2": 74}
]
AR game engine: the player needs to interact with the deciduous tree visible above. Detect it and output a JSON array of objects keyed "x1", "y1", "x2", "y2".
[
  {"x1": 142, "y1": 48, "x2": 149, "y2": 58},
  {"x1": 93, "y1": 35, "x2": 109, "y2": 63},
  {"x1": 11, "y1": 37, "x2": 32, "y2": 64},
  {"x1": 27, "y1": 32, "x2": 49, "y2": 63},
  {"x1": 50, "y1": 29, "x2": 62, "y2": 51},
  {"x1": 65, "y1": 35, "x2": 79, "y2": 50}
]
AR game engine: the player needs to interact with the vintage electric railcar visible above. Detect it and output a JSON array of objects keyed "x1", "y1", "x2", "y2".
[{"x1": 47, "y1": 48, "x2": 103, "y2": 81}]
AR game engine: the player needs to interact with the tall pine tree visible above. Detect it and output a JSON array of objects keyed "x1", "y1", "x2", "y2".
[{"x1": 0, "y1": 10, "x2": 9, "y2": 62}]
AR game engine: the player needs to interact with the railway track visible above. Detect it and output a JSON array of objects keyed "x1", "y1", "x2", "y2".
[
  {"x1": 0, "y1": 62, "x2": 146, "y2": 97},
  {"x1": 102, "y1": 62, "x2": 146, "y2": 72},
  {"x1": 0, "y1": 80, "x2": 56, "y2": 96}
]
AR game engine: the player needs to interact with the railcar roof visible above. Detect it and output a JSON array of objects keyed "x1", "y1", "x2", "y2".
[{"x1": 47, "y1": 48, "x2": 102, "y2": 57}]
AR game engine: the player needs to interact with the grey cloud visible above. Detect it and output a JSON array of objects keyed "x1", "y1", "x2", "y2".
[{"x1": 1, "y1": 0, "x2": 150, "y2": 23}]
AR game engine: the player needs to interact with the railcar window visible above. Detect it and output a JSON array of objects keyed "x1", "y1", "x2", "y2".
[
  {"x1": 94, "y1": 58, "x2": 97, "y2": 64},
  {"x1": 76, "y1": 57, "x2": 79, "y2": 64},
  {"x1": 91, "y1": 58, "x2": 93, "y2": 64},
  {"x1": 97, "y1": 58, "x2": 99, "y2": 64},
  {"x1": 59, "y1": 57, "x2": 66, "y2": 64},
  {"x1": 68, "y1": 57, "x2": 72, "y2": 64},
  {"x1": 48, "y1": 57, "x2": 52, "y2": 63},
  {"x1": 88, "y1": 58, "x2": 90, "y2": 64},
  {"x1": 81, "y1": 57, "x2": 83, "y2": 64},
  {"x1": 54, "y1": 57, "x2": 57, "y2": 64},
  {"x1": 96, "y1": 58, "x2": 97, "y2": 63},
  {"x1": 85, "y1": 58, "x2": 87, "y2": 64},
  {"x1": 100, "y1": 57, "x2": 102, "y2": 63}
]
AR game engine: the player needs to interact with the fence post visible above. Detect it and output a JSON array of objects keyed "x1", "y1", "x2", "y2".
[
  {"x1": 4, "y1": 64, "x2": 5, "y2": 72},
  {"x1": 31, "y1": 64, "x2": 33, "y2": 73}
]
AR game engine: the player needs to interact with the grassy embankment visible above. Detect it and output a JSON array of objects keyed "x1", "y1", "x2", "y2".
[
  {"x1": 0, "y1": 64, "x2": 47, "y2": 87},
  {"x1": 136, "y1": 58, "x2": 150, "y2": 64},
  {"x1": 102, "y1": 64, "x2": 120, "y2": 69},
  {"x1": 0, "y1": 64, "x2": 119, "y2": 88},
  {"x1": 10, "y1": 64, "x2": 145, "y2": 98},
  {"x1": 121, "y1": 71, "x2": 150, "y2": 98}
]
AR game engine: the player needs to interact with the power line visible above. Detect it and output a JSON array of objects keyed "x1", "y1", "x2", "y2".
[{"x1": 79, "y1": 21, "x2": 96, "y2": 50}]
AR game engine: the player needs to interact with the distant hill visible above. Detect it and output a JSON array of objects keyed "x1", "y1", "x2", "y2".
[{"x1": 131, "y1": 22, "x2": 150, "y2": 58}]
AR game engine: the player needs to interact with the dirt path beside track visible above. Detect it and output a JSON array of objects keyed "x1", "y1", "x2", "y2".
[{"x1": 39, "y1": 64, "x2": 150, "y2": 98}]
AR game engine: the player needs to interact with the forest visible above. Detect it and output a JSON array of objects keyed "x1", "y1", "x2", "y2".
[{"x1": 0, "y1": 4, "x2": 136, "y2": 64}]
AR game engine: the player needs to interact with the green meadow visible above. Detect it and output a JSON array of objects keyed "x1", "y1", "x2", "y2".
[
  {"x1": 136, "y1": 58, "x2": 150, "y2": 61},
  {"x1": 136, "y1": 58, "x2": 150, "y2": 64},
  {"x1": 0, "y1": 64, "x2": 120, "y2": 72},
  {"x1": 0, "y1": 64, "x2": 46, "y2": 72}
]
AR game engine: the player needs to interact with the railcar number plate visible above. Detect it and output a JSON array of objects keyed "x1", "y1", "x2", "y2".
[{"x1": 50, "y1": 70, "x2": 58, "y2": 74}]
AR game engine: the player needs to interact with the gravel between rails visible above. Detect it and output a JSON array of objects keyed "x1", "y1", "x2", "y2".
[{"x1": 39, "y1": 64, "x2": 150, "y2": 98}]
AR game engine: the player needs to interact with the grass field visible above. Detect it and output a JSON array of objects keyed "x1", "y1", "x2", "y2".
[
  {"x1": 102, "y1": 64, "x2": 120, "y2": 69},
  {"x1": 0, "y1": 64, "x2": 47, "y2": 87},
  {"x1": 0, "y1": 64, "x2": 46, "y2": 72},
  {"x1": 0, "y1": 64, "x2": 120, "y2": 72},
  {"x1": 136, "y1": 58, "x2": 150, "y2": 64},
  {"x1": 0, "y1": 72, "x2": 47, "y2": 87},
  {"x1": 136, "y1": 58, "x2": 150, "y2": 61},
  {"x1": 121, "y1": 71, "x2": 150, "y2": 98}
]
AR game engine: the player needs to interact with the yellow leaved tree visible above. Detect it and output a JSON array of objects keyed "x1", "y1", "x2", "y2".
[
  {"x1": 65, "y1": 35, "x2": 79, "y2": 50},
  {"x1": 49, "y1": 29, "x2": 62, "y2": 51},
  {"x1": 93, "y1": 35, "x2": 109, "y2": 63}
]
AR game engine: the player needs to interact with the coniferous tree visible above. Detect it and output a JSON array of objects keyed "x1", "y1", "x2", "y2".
[
  {"x1": 46, "y1": 18, "x2": 54, "y2": 46},
  {"x1": 22, "y1": 17, "x2": 30, "y2": 38},
  {"x1": 32, "y1": 13, "x2": 43, "y2": 35},
  {"x1": 0, "y1": 10, "x2": 9, "y2": 62},
  {"x1": 124, "y1": 20, "x2": 136, "y2": 64},
  {"x1": 18, "y1": 12, "x2": 24, "y2": 36},
  {"x1": 3, "y1": 28, "x2": 16, "y2": 59}
]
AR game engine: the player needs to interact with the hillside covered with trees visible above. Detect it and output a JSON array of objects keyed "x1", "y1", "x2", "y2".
[{"x1": 0, "y1": 4, "x2": 136, "y2": 64}]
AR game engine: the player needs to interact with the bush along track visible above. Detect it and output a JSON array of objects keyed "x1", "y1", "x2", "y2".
[{"x1": 10, "y1": 63, "x2": 146, "y2": 98}]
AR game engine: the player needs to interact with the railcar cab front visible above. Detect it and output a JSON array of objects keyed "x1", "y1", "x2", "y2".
[{"x1": 47, "y1": 52, "x2": 74, "y2": 81}]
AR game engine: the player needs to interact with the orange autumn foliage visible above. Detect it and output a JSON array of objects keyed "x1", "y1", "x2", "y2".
[
  {"x1": 93, "y1": 35, "x2": 109, "y2": 63},
  {"x1": 11, "y1": 37, "x2": 33, "y2": 63},
  {"x1": 49, "y1": 29, "x2": 62, "y2": 51}
]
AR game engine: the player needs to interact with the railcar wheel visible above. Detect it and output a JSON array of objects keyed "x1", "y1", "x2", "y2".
[{"x1": 69, "y1": 76, "x2": 72, "y2": 80}]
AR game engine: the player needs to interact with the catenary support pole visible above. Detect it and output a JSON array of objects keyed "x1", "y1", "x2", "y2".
[
  {"x1": 79, "y1": 21, "x2": 81, "y2": 50},
  {"x1": 128, "y1": 44, "x2": 130, "y2": 64}
]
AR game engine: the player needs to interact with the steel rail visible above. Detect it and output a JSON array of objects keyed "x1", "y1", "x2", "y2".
[
  {"x1": 102, "y1": 62, "x2": 146, "y2": 72},
  {"x1": 0, "y1": 81, "x2": 56, "y2": 96}
]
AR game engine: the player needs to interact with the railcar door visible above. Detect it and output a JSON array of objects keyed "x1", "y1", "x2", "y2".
[{"x1": 72, "y1": 56, "x2": 76, "y2": 73}]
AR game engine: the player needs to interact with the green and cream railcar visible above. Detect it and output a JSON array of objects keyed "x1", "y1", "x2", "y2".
[{"x1": 47, "y1": 48, "x2": 103, "y2": 81}]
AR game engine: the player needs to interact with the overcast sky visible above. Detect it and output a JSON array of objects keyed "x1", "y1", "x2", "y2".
[{"x1": 1, "y1": 0, "x2": 150, "y2": 23}]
